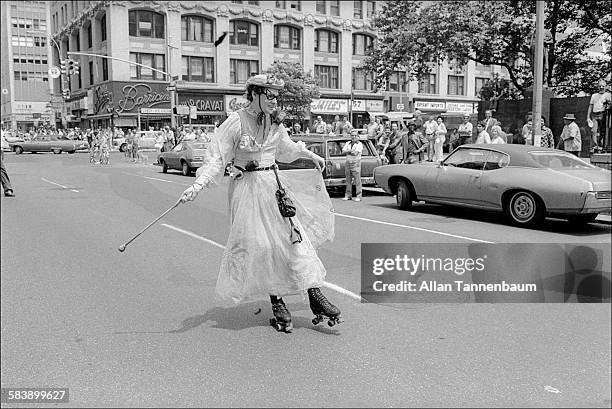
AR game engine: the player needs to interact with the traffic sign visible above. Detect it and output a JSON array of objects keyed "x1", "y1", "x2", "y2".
[
  {"x1": 189, "y1": 105, "x2": 197, "y2": 119},
  {"x1": 48, "y1": 66, "x2": 61, "y2": 79},
  {"x1": 166, "y1": 86, "x2": 176, "y2": 92},
  {"x1": 396, "y1": 103, "x2": 405, "y2": 110},
  {"x1": 175, "y1": 105, "x2": 189, "y2": 116}
]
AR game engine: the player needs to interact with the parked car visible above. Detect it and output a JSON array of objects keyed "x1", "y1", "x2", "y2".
[
  {"x1": 10, "y1": 134, "x2": 89, "y2": 154},
  {"x1": 374, "y1": 144, "x2": 611, "y2": 227},
  {"x1": 157, "y1": 140, "x2": 209, "y2": 176},
  {"x1": 277, "y1": 133, "x2": 384, "y2": 192}
]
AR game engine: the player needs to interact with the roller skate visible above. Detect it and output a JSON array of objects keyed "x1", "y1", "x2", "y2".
[
  {"x1": 308, "y1": 287, "x2": 343, "y2": 327},
  {"x1": 269, "y1": 296, "x2": 293, "y2": 333}
]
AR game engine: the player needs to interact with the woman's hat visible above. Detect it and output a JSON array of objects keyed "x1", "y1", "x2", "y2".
[
  {"x1": 245, "y1": 74, "x2": 285, "y2": 90},
  {"x1": 563, "y1": 113, "x2": 576, "y2": 120}
]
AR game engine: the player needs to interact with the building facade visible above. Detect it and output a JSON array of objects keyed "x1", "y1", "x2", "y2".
[{"x1": 1, "y1": 1, "x2": 53, "y2": 131}]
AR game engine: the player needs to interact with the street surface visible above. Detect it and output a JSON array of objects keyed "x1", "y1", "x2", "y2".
[{"x1": 1, "y1": 151, "x2": 611, "y2": 408}]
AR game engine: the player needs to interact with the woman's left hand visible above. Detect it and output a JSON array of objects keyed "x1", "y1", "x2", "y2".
[{"x1": 312, "y1": 154, "x2": 325, "y2": 172}]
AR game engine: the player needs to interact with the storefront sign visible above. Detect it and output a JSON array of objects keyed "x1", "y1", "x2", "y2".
[
  {"x1": 446, "y1": 102, "x2": 475, "y2": 113},
  {"x1": 366, "y1": 100, "x2": 384, "y2": 112},
  {"x1": 310, "y1": 99, "x2": 349, "y2": 114},
  {"x1": 415, "y1": 100, "x2": 446, "y2": 111},
  {"x1": 351, "y1": 99, "x2": 366, "y2": 112},
  {"x1": 92, "y1": 82, "x2": 170, "y2": 115},
  {"x1": 178, "y1": 94, "x2": 225, "y2": 114},
  {"x1": 140, "y1": 108, "x2": 171, "y2": 114},
  {"x1": 225, "y1": 95, "x2": 250, "y2": 113}
]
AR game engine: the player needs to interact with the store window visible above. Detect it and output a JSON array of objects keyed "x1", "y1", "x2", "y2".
[
  {"x1": 229, "y1": 20, "x2": 259, "y2": 46},
  {"x1": 181, "y1": 56, "x2": 215, "y2": 82},
  {"x1": 129, "y1": 52, "x2": 166, "y2": 80},
  {"x1": 315, "y1": 29, "x2": 339, "y2": 53},
  {"x1": 448, "y1": 75, "x2": 465, "y2": 95},
  {"x1": 352, "y1": 34, "x2": 373, "y2": 55},
  {"x1": 129, "y1": 10, "x2": 165, "y2": 39},
  {"x1": 181, "y1": 15, "x2": 214, "y2": 43},
  {"x1": 274, "y1": 25, "x2": 301, "y2": 50},
  {"x1": 230, "y1": 59, "x2": 259, "y2": 84},
  {"x1": 315, "y1": 65, "x2": 339, "y2": 89}
]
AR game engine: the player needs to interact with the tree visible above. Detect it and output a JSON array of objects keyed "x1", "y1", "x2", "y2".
[
  {"x1": 363, "y1": 0, "x2": 610, "y2": 98},
  {"x1": 264, "y1": 61, "x2": 320, "y2": 121}
]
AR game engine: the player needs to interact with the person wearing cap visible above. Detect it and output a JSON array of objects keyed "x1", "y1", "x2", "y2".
[
  {"x1": 179, "y1": 74, "x2": 342, "y2": 333},
  {"x1": 558, "y1": 113, "x2": 581, "y2": 156}
]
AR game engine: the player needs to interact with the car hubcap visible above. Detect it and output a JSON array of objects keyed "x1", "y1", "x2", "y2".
[{"x1": 513, "y1": 195, "x2": 534, "y2": 221}]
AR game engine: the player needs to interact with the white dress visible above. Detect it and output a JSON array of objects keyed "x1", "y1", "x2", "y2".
[{"x1": 193, "y1": 109, "x2": 334, "y2": 303}]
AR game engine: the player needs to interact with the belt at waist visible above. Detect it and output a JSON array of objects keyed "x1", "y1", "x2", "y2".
[{"x1": 234, "y1": 165, "x2": 275, "y2": 172}]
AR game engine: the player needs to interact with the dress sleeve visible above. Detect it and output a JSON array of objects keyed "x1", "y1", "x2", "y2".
[
  {"x1": 193, "y1": 112, "x2": 241, "y2": 189},
  {"x1": 276, "y1": 124, "x2": 313, "y2": 163}
]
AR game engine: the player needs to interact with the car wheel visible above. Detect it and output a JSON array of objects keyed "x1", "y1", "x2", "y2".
[
  {"x1": 505, "y1": 191, "x2": 544, "y2": 227},
  {"x1": 52, "y1": 149, "x2": 62, "y2": 154},
  {"x1": 119, "y1": 143, "x2": 127, "y2": 153},
  {"x1": 14, "y1": 146, "x2": 23, "y2": 154},
  {"x1": 396, "y1": 180, "x2": 413, "y2": 210},
  {"x1": 566, "y1": 214, "x2": 598, "y2": 225},
  {"x1": 181, "y1": 161, "x2": 191, "y2": 176},
  {"x1": 160, "y1": 159, "x2": 168, "y2": 173},
  {"x1": 67, "y1": 150, "x2": 75, "y2": 154}
]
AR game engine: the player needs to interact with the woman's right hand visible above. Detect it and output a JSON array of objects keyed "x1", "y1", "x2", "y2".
[{"x1": 180, "y1": 184, "x2": 202, "y2": 202}]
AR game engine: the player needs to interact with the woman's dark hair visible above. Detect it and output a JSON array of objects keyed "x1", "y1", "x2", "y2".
[
  {"x1": 437, "y1": 116, "x2": 444, "y2": 121},
  {"x1": 245, "y1": 85, "x2": 266, "y2": 102}
]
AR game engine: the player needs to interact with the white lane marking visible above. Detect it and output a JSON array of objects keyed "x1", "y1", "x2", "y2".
[
  {"x1": 334, "y1": 212, "x2": 494, "y2": 244},
  {"x1": 122, "y1": 172, "x2": 190, "y2": 186},
  {"x1": 41, "y1": 177, "x2": 79, "y2": 192},
  {"x1": 161, "y1": 223, "x2": 363, "y2": 301}
]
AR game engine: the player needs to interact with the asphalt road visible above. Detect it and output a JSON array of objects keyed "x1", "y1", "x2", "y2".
[{"x1": 1, "y1": 152, "x2": 610, "y2": 408}]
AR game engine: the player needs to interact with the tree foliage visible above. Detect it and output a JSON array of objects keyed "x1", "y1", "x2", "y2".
[
  {"x1": 264, "y1": 61, "x2": 320, "y2": 120},
  {"x1": 363, "y1": 0, "x2": 611, "y2": 98}
]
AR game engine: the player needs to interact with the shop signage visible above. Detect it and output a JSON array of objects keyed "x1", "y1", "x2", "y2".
[
  {"x1": 351, "y1": 99, "x2": 366, "y2": 112},
  {"x1": 225, "y1": 95, "x2": 250, "y2": 113},
  {"x1": 366, "y1": 100, "x2": 384, "y2": 112},
  {"x1": 310, "y1": 99, "x2": 349, "y2": 114},
  {"x1": 446, "y1": 102, "x2": 475, "y2": 113},
  {"x1": 414, "y1": 100, "x2": 446, "y2": 111},
  {"x1": 178, "y1": 93, "x2": 225, "y2": 114},
  {"x1": 92, "y1": 82, "x2": 170, "y2": 115},
  {"x1": 140, "y1": 108, "x2": 171, "y2": 114}
]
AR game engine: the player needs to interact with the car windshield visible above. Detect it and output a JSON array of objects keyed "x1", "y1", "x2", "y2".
[
  {"x1": 191, "y1": 143, "x2": 208, "y2": 149},
  {"x1": 529, "y1": 151, "x2": 595, "y2": 169}
]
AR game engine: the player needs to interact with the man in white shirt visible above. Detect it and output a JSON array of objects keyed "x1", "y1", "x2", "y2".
[
  {"x1": 342, "y1": 130, "x2": 363, "y2": 202},
  {"x1": 558, "y1": 113, "x2": 581, "y2": 156},
  {"x1": 457, "y1": 113, "x2": 473, "y2": 146},
  {"x1": 587, "y1": 81, "x2": 611, "y2": 152},
  {"x1": 313, "y1": 116, "x2": 327, "y2": 134},
  {"x1": 423, "y1": 115, "x2": 438, "y2": 161},
  {"x1": 484, "y1": 109, "x2": 497, "y2": 134}
]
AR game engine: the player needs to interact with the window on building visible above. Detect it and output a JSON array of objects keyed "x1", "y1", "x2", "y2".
[
  {"x1": 14, "y1": 71, "x2": 21, "y2": 80},
  {"x1": 129, "y1": 52, "x2": 166, "y2": 80},
  {"x1": 315, "y1": 65, "x2": 339, "y2": 89},
  {"x1": 33, "y1": 37, "x2": 46, "y2": 47},
  {"x1": 475, "y1": 77, "x2": 488, "y2": 97},
  {"x1": 354, "y1": 1, "x2": 363, "y2": 19},
  {"x1": 11, "y1": 18, "x2": 18, "y2": 27},
  {"x1": 89, "y1": 61, "x2": 94, "y2": 85},
  {"x1": 77, "y1": 71, "x2": 82, "y2": 88},
  {"x1": 315, "y1": 29, "x2": 339, "y2": 53},
  {"x1": 448, "y1": 75, "x2": 465, "y2": 95},
  {"x1": 275, "y1": 1, "x2": 301, "y2": 10},
  {"x1": 230, "y1": 59, "x2": 259, "y2": 84},
  {"x1": 181, "y1": 15, "x2": 214, "y2": 43},
  {"x1": 389, "y1": 71, "x2": 406, "y2": 92},
  {"x1": 352, "y1": 67, "x2": 374, "y2": 90},
  {"x1": 366, "y1": 0, "x2": 376, "y2": 18},
  {"x1": 181, "y1": 56, "x2": 215, "y2": 82},
  {"x1": 229, "y1": 20, "x2": 259, "y2": 46},
  {"x1": 352, "y1": 34, "x2": 373, "y2": 55},
  {"x1": 418, "y1": 73, "x2": 437, "y2": 94},
  {"x1": 316, "y1": 0, "x2": 326, "y2": 14},
  {"x1": 75, "y1": 33, "x2": 80, "y2": 51},
  {"x1": 87, "y1": 24, "x2": 92, "y2": 48},
  {"x1": 100, "y1": 15, "x2": 107, "y2": 42},
  {"x1": 330, "y1": 0, "x2": 340, "y2": 16},
  {"x1": 129, "y1": 10, "x2": 165, "y2": 39},
  {"x1": 102, "y1": 59, "x2": 108, "y2": 81},
  {"x1": 231, "y1": 0, "x2": 243, "y2": 3},
  {"x1": 274, "y1": 25, "x2": 301, "y2": 50}
]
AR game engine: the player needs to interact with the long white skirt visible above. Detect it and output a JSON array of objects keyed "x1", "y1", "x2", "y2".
[{"x1": 216, "y1": 169, "x2": 335, "y2": 303}]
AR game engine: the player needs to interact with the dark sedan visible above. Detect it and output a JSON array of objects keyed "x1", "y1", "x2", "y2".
[{"x1": 157, "y1": 140, "x2": 209, "y2": 176}]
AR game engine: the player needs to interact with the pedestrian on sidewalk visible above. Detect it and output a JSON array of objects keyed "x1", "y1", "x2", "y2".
[
  {"x1": 180, "y1": 74, "x2": 342, "y2": 333},
  {"x1": 434, "y1": 116, "x2": 447, "y2": 162},
  {"x1": 342, "y1": 129, "x2": 363, "y2": 202},
  {"x1": 558, "y1": 113, "x2": 581, "y2": 156}
]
